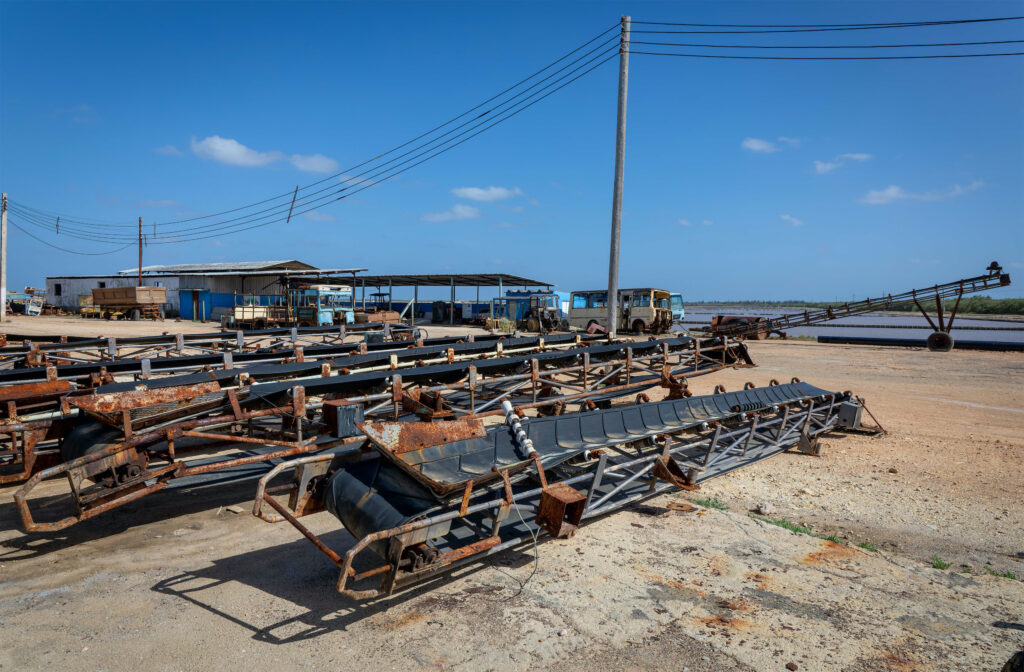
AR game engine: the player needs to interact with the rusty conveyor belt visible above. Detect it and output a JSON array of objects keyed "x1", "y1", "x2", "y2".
[
  {"x1": 322, "y1": 382, "x2": 834, "y2": 556},
  {"x1": 360, "y1": 381, "x2": 823, "y2": 495}
]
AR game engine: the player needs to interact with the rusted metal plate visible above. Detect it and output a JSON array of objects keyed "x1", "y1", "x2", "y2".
[
  {"x1": 69, "y1": 381, "x2": 221, "y2": 413},
  {"x1": 0, "y1": 380, "x2": 73, "y2": 403},
  {"x1": 359, "y1": 418, "x2": 487, "y2": 456}
]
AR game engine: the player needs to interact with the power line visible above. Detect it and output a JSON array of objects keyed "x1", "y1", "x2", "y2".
[
  {"x1": 8, "y1": 220, "x2": 136, "y2": 255},
  {"x1": 630, "y1": 39, "x2": 1024, "y2": 49},
  {"x1": 630, "y1": 50, "x2": 1024, "y2": 60},
  {"x1": 9, "y1": 47, "x2": 618, "y2": 248},
  {"x1": 628, "y1": 16, "x2": 1024, "y2": 34},
  {"x1": 630, "y1": 17, "x2": 1024, "y2": 28},
  {"x1": 11, "y1": 22, "x2": 622, "y2": 233},
  {"x1": 135, "y1": 51, "x2": 621, "y2": 245}
]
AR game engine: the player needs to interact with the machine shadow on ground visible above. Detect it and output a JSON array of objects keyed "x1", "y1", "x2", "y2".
[
  {"x1": 0, "y1": 467, "x2": 267, "y2": 560},
  {"x1": 151, "y1": 530, "x2": 537, "y2": 644}
]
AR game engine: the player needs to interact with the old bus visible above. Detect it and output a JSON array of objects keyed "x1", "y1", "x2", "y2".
[{"x1": 568, "y1": 288, "x2": 673, "y2": 333}]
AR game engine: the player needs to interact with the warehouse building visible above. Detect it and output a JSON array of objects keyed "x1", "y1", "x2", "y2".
[{"x1": 46, "y1": 260, "x2": 321, "y2": 319}]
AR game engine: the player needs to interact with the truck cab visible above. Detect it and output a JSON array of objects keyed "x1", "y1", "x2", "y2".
[
  {"x1": 670, "y1": 293, "x2": 685, "y2": 322},
  {"x1": 288, "y1": 284, "x2": 354, "y2": 327}
]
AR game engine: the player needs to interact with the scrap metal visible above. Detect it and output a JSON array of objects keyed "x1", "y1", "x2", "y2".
[
  {"x1": 11, "y1": 335, "x2": 752, "y2": 531},
  {"x1": 253, "y1": 381, "x2": 876, "y2": 598}
]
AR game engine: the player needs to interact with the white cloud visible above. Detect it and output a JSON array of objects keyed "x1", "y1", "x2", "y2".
[
  {"x1": 814, "y1": 152, "x2": 872, "y2": 175},
  {"x1": 190, "y1": 135, "x2": 338, "y2": 173},
  {"x1": 138, "y1": 199, "x2": 179, "y2": 208},
  {"x1": 742, "y1": 138, "x2": 779, "y2": 153},
  {"x1": 154, "y1": 145, "x2": 182, "y2": 156},
  {"x1": 451, "y1": 186, "x2": 522, "y2": 202},
  {"x1": 422, "y1": 204, "x2": 481, "y2": 222},
  {"x1": 861, "y1": 180, "x2": 982, "y2": 205},
  {"x1": 778, "y1": 136, "x2": 801, "y2": 147},
  {"x1": 191, "y1": 136, "x2": 282, "y2": 167},
  {"x1": 702, "y1": 219, "x2": 713, "y2": 227},
  {"x1": 678, "y1": 218, "x2": 713, "y2": 227},
  {"x1": 304, "y1": 211, "x2": 337, "y2": 223},
  {"x1": 678, "y1": 219, "x2": 693, "y2": 227},
  {"x1": 289, "y1": 153, "x2": 338, "y2": 173},
  {"x1": 780, "y1": 214, "x2": 804, "y2": 227}
]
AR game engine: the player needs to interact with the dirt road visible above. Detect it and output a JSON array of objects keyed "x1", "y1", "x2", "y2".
[{"x1": 0, "y1": 338, "x2": 1021, "y2": 671}]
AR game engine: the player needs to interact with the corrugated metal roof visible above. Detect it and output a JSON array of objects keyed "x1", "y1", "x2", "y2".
[
  {"x1": 313, "y1": 273, "x2": 552, "y2": 287},
  {"x1": 117, "y1": 260, "x2": 317, "y2": 275}
]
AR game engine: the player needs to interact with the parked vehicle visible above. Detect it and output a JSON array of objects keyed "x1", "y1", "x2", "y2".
[
  {"x1": 91, "y1": 286, "x2": 167, "y2": 320},
  {"x1": 231, "y1": 294, "x2": 289, "y2": 329},
  {"x1": 288, "y1": 284, "x2": 354, "y2": 327},
  {"x1": 491, "y1": 291, "x2": 564, "y2": 332},
  {"x1": 670, "y1": 292, "x2": 685, "y2": 322},
  {"x1": 568, "y1": 288, "x2": 673, "y2": 333}
]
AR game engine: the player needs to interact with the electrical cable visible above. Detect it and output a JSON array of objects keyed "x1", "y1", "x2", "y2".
[
  {"x1": 18, "y1": 46, "x2": 618, "y2": 247},
  {"x1": 630, "y1": 50, "x2": 1024, "y2": 60},
  {"x1": 629, "y1": 39, "x2": 1024, "y2": 49},
  {"x1": 8, "y1": 220, "x2": 136, "y2": 255},
  {"x1": 628, "y1": 16, "x2": 1024, "y2": 34},
  {"x1": 630, "y1": 16, "x2": 1024, "y2": 28},
  {"x1": 10, "y1": 23, "x2": 621, "y2": 231}
]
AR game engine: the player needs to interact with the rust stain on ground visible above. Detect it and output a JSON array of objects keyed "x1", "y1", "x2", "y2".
[
  {"x1": 638, "y1": 571, "x2": 708, "y2": 596},
  {"x1": 717, "y1": 597, "x2": 753, "y2": 612},
  {"x1": 379, "y1": 610, "x2": 427, "y2": 630},
  {"x1": 693, "y1": 614, "x2": 751, "y2": 631},
  {"x1": 878, "y1": 649, "x2": 918, "y2": 671},
  {"x1": 801, "y1": 540, "x2": 858, "y2": 565},
  {"x1": 746, "y1": 572, "x2": 773, "y2": 590}
]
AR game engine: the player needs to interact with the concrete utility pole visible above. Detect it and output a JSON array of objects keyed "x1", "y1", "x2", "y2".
[
  {"x1": 1, "y1": 193, "x2": 7, "y2": 322},
  {"x1": 137, "y1": 216, "x2": 143, "y2": 287},
  {"x1": 606, "y1": 15, "x2": 630, "y2": 338}
]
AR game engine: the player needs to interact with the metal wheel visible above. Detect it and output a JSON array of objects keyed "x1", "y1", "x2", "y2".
[{"x1": 926, "y1": 331, "x2": 954, "y2": 352}]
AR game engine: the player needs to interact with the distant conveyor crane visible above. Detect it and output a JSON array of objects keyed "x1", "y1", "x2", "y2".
[{"x1": 704, "y1": 261, "x2": 1011, "y2": 351}]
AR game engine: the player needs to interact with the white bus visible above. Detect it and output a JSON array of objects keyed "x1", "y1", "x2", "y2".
[{"x1": 568, "y1": 288, "x2": 673, "y2": 333}]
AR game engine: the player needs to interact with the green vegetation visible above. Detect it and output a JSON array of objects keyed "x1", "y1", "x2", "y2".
[
  {"x1": 931, "y1": 555, "x2": 951, "y2": 570},
  {"x1": 984, "y1": 566, "x2": 1018, "y2": 580},
  {"x1": 750, "y1": 515, "x2": 815, "y2": 537},
  {"x1": 689, "y1": 296, "x2": 1024, "y2": 316},
  {"x1": 690, "y1": 496, "x2": 728, "y2": 510},
  {"x1": 750, "y1": 515, "x2": 882, "y2": 552}
]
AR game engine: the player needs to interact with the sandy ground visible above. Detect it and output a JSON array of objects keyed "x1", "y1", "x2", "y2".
[{"x1": 0, "y1": 336, "x2": 1022, "y2": 671}]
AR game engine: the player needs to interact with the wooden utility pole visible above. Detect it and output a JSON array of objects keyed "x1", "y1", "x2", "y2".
[
  {"x1": 606, "y1": 15, "x2": 630, "y2": 338},
  {"x1": 1, "y1": 193, "x2": 7, "y2": 322},
  {"x1": 137, "y1": 216, "x2": 143, "y2": 286}
]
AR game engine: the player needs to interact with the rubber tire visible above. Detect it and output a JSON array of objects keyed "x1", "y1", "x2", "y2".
[
  {"x1": 526, "y1": 317, "x2": 540, "y2": 332},
  {"x1": 129, "y1": 309, "x2": 141, "y2": 321},
  {"x1": 632, "y1": 319, "x2": 645, "y2": 334},
  {"x1": 926, "y1": 331, "x2": 954, "y2": 352}
]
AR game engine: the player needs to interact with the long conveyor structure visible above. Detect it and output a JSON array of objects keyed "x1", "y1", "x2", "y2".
[
  {"x1": 0, "y1": 333, "x2": 610, "y2": 483},
  {"x1": 11, "y1": 335, "x2": 753, "y2": 532},
  {"x1": 0, "y1": 322, "x2": 426, "y2": 369},
  {"x1": 253, "y1": 381, "x2": 874, "y2": 599},
  {"x1": 703, "y1": 261, "x2": 1011, "y2": 351}
]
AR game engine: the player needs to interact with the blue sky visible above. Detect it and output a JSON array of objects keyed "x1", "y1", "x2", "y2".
[{"x1": 1, "y1": 0, "x2": 1022, "y2": 301}]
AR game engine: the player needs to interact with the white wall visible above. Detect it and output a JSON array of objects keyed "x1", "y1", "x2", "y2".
[{"x1": 46, "y1": 276, "x2": 181, "y2": 315}]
